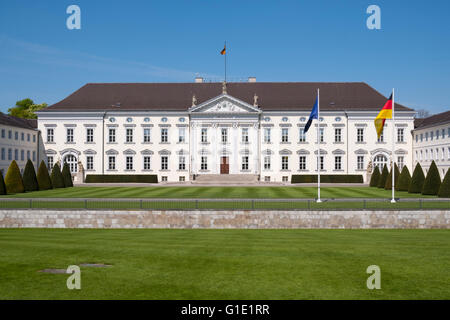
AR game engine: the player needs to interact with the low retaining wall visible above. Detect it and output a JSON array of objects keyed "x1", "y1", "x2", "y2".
[{"x1": 0, "y1": 210, "x2": 449, "y2": 229}]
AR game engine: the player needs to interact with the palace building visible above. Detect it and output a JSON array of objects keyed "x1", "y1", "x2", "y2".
[{"x1": 36, "y1": 79, "x2": 416, "y2": 183}]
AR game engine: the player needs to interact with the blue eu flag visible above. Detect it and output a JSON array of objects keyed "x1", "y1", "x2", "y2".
[{"x1": 304, "y1": 96, "x2": 318, "y2": 133}]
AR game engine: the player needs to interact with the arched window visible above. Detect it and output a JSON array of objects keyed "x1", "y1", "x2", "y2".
[
  {"x1": 64, "y1": 154, "x2": 78, "y2": 173},
  {"x1": 373, "y1": 154, "x2": 388, "y2": 171}
]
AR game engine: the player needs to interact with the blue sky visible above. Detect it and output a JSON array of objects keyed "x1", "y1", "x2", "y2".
[{"x1": 0, "y1": 0, "x2": 449, "y2": 114}]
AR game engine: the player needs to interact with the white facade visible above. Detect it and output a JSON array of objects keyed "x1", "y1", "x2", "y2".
[{"x1": 37, "y1": 92, "x2": 416, "y2": 183}]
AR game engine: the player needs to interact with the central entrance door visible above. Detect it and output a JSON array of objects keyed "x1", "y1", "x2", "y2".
[{"x1": 220, "y1": 157, "x2": 229, "y2": 174}]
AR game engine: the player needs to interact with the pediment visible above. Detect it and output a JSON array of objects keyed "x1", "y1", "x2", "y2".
[{"x1": 189, "y1": 94, "x2": 261, "y2": 114}]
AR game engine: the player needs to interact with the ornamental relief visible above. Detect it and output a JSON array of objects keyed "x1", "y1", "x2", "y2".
[{"x1": 207, "y1": 101, "x2": 245, "y2": 113}]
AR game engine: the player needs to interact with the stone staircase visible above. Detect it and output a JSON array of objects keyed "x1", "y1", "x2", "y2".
[{"x1": 192, "y1": 174, "x2": 259, "y2": 184}]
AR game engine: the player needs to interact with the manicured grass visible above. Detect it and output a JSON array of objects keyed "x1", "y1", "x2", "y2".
[
  {"x1": 0, "y1": 229, "x2": 448, "y2": 299},
  {"x1": 0, "y1": 186, "x2": 437, "y2": 199}
]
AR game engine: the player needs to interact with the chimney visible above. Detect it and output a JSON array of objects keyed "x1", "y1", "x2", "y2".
[
  {"x1": 195, "y1": 77, "x2": 204, "y2": 83},
  {"x1": 248, "y1": 77, "x2": 256, "y2": 83}
]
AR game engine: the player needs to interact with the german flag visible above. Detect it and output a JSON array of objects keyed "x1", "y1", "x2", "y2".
[
  {"x1": 374, "y1": 93, "x2": 393, "y2": 139},
  {"x1": 220, "y1": 45, "x2": 226, "y2": 55}
]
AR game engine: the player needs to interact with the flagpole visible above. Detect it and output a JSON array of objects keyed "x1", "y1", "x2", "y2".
[
  {"x1": 224, "y1": 41, "x2": 227, "y2": 83},
  {"x1": 317, "y1": 88, "x2": 321, "y2": 203},
  {"x1": 391, "y1": 88, "x2": 396, "y2": 203}
]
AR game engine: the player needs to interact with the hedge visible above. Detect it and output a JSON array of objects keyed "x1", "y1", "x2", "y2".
[
  {"x1": 422, "y1": 161, "x2": 441, "y2": 195},
  {"x1": 385, "y1": 163, "x2": 400, "y2": 190},
  {"x1": 5, "y1": 160, "x2": 24, "y2": 194},
  {"x1": 50, "y1": 163, "x2": 65, "y2": 188},
  {"x1": 369, "y1": 166, "x2": 380, "y2": 187},
  {"x1": 85, "y1": 174, "x2": 159, "y2": 183},
  {"x1": 62, "y1": 162, "x2": 73, "y2": 187},
  {"x1": 37, "y1": 160, "x2": 52, "y2": 190},
  {"x1": 408, "y1": 163, "x2": 425, "y2": 193},
  {"x1": 438, "y1": 169, "x2": 450, "y2": 198},
  {"x1": 22, "y1": 159, "x2": 38, "y2": 192},
  {"x1": 291, "y1": 174, "x2": 363, "y2": 184},
  {"x1": 396, "y1": 166, "x2": 411, "y2": 192},
  {"x1": 377, "y1": 165, "x2": 389, "y2": 188},
  {"x1": 0, "y1": 171, "x2": 6, "y2": 195}
]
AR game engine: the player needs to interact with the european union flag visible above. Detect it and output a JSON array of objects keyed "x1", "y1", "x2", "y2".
[{"x1": 304, "y1": 96, "x2": 318, "y2": 133}]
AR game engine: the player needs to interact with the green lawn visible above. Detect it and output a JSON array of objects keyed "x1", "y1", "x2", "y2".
[{"x1": 0, "y1": 229, "x2": 448, "y2": 299}]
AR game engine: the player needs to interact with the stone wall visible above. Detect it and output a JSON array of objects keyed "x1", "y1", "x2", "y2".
[{"x1": 0, "y1": 210, "x2": 449, "y2": 229}]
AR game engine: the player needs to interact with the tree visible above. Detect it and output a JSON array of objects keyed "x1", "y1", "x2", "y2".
[
  {"x1": 377, "y1": 165, "x2": 389, "y2": 188},
  {"x1": 385, "y1": 163, "x2": 401, "y2": 190},
  {"x1": 4, "y1": 160, "x2": 24, "y2": 194},
  {"x1": 50, "y1": 163, "x2": 65, "y2": 188},
  {"x1": 22, "y1": 159, "x2": 38, "y2": 192},
  {"x1": 396, "y1": 166, "x2": 412, "y2": 192},
  {"x1": 369, "y1": 166, "x2": 380, "y2": 187},
  {"x1": 409, "y1": 163, "x2": 426, "y2": 193},
  {"x1": 36, "y1": 160, "x2": 52, "y2": 190},
  {"x1": 422, "y1": 161, "x2": 441, "y2": 195},
  {"x1": 8, "y1": 98, "x2": 47, "y2": 119},
  {"x1": 438, "y1": 169, "x2": 450, "y2": 198},
  {"x1": 0, "y1": 171, "x2": 6, "y2": 195},
  {"x1": 61, "y1": 162, "x2": 73, "y2": 188}
]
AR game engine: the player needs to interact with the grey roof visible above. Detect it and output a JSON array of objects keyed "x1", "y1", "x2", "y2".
[
  {"x1": 0, "y1": 112, "x2": 37, "y2": 130},
  {"x1": 414, "y1": 110, "x2": 450, "y2": 129}
]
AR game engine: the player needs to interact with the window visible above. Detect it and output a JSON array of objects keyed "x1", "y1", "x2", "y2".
[
  {"x1": 334, "y1": 128, "x2": 341, "y2": 142},
  {"x1": 299, "y1": 128, "x2": 306, "y2": 142},
  {"x1": 335, "y1": 156, "x2": 342, "y2": 170},
  {"x1": 281, "y1": 128, "x2": 289, "y2": 143},
  {"x1": 242, "y1": 128, "x2": 249, "y2": 143},
  {"x1": 32, "y1": 151, "x2": 36, "y2": 162},
  {"x1": 108, "y1": 156, "x2": 116, "y2": 170},
  {"x1": 179, "y1": 176, "x2": 185, "y2": 182},
  {"x1": 264, "y1": 176, "x2": 271, "y2": 182},
  {"x1": 8, "y1": 148, "x2": 12, "y2": 160},
  {"x1": 221, "y1": 128, "x2": 228, "y2": 143},
  {"x1": 161, "y1": 176, "x2": 168, "y2": 182},
  {"x1": 430, "y1": 131, "x2": 434, "y2": 140},
  {"x1": 14, "y1": 149, "x2": 18, "y2": 161},
  {"x1": 1, "y1": 129, "x2": 4, "y2": 138},
  {"x1": 201, "y1": 156, "x2": 208, "y2": 170},
  {"x1": 443, "y1": 129, "x2": 446, "y2": 138},
  {"x1": 161, "y1": 128, "x2": 168, "y2": 143},
  {"x1": 436, "y1": 130, "x2": 440, "y2": 140},
  {"x1": 425, "y1": 132, "x2": 428, "y2": 141},
  {"x1": 420, "y1": 133, "x2": 423, "y2": 142},
  {"x1": 21, "y1": 132, "x2": 24, "y2": 141},
  {"x1": 357, "y1": 156, "x2": 364, "y2": 170},
  {"x1": 27, "y1": 133, "x2": 30, "y2": 141},
  {"x1": 264, "y1": 128, "x2": 271, "y2": 143},
  {"x1": 319, "y1": 128, "x2": 324, "y2": 143},
  {"x1": 374, "y1": 154, "x2": 387, "y2": 170},
  {"x1": 47, "y1": 129, "x2": 54, "y2": 142},
  {"x1": 178, "y1": 128, "x2": 185, "y2": 143},
  {"x1": 126, "y1": 128, "x2": 133, "y2": 143},
  {"x1": 281, "y1": 156, "x2": 289, "y2": 170},
  {"x1": 282, "y1": 176, "x2": 289, "y2": 182},
  {"x1": 299, "y1": 156, "x2": 306, "y2": 170},
  {"x1": 66, "y1": 128, "x2": 74, "y2": 143},
  {"x1": 143, "y1": 156, "x2": 151, "y2": 170},
  {"x1": 8, "y1": 130, "x2": 12, "y2": 139},
  {"x1": 319, "y1": 156, "x2": 324, "y2": 170},
  {"x1": 20, "y1": 150, "x2": 24, "y2": 161},
  {"x1": 15, "y1": 131, "x2": 18, "y2": 140},
  {"x1": 377, "y1": 132, "x2": 384, "y2": 143},
  {"x1": 108, "y1": 129, "x2": 116, "y2": 143},
  {"x1": 27, "y1": 150, "x2": 30, "y2": 160},
  {"x1": 201, "y1": 128, "x2": 208, "y2": 143},
  {"x1": 264, "y1": 156, "x2": 271, "y2": 170},
  {"x1": 415, "y1": 134, "x2": 418, "y2": 143},
  {"x1": 144, "y1": 128, "x2": 151, "y2": 143},
  {"x1": 1, "y1": 148, "x2": 5, "y2": 160},
  {"x1": 357, "y1": 128, "x2": 364, "y2": 142},
  {"x1": 179, "y1": 156, "x2": 186, "y2": 170},
  {"x1": 86, "y1": 128, "x2": 94, "y2": 143},
  {"x1": 397, "y1": 128, "x2": 404, "y2": 142},
  {"x1": 126, "y1": 156, "x2": 133, "y2": 170},
  {"x1": 242, "y1": 156, "x2": 249, "y2": 170},
  {"x1": 442, "y1": 148, "x2": 445, "y2": 160},
  {"x1": 32, "y1": 133, "x2": 35, "y2": 142},
  {"x1": 48, "y1": 156, "x2": 54, "y2": 170},
  {"x1": 398, "y1": 156, "x2": 404, "y2": 171},
  {"x1": 64, "y1": 155, "x2": 77, "y2": 173},
  {"x1": 161, "y1": 156, "x2": 168, "y2": 170},
  {"x1": 86, "y1": 156, "x2": 94, "y2": 170}
]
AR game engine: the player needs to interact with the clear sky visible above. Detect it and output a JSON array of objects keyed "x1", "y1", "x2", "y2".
[{"x1": 0, "y1": 0, "x2": 449, "y2": 114}]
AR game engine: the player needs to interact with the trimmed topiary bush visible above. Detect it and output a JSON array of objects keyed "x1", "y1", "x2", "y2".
[
  {"x1": 438, "y1": 169, "x2": 450, "y2": 198},
  {"x1": 61, "y1": 162, "x2": 73, "y2": 188},
  {"x1": 4, "y1": 160, "x2": 24, "y2": 194},
  {"x1": 409, "y1": 163, "x2": 425, "y2": 194},
  {"x1": 50, "y1": 163, "x2": 65, "y2": 188},
  {"x1": 22, "y1": 159, "x2": 38, "y2": 192},
  {"x1": 0, "y1": 171, "x2": 6, "y2": 195},
  {"x1": 422, "y1": 161, "x2": 441, "y2": 195},
  {"x1": 377, "y1": 165, "x2": 389, "y2": 188},
  {"x1": 385, "y1": 163, "x2": 401, "y2": 190},
  {"x1": 396, "y1": 166, "x2": 411, "y2": 192},
  {"x1": 37, "y1": 160, "x2": 52, "y2": 190},
  {"x1": 369, "y1": 166, "x2": 380, "y2": 187}
]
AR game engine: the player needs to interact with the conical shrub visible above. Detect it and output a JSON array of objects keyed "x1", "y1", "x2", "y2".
[
  {"x1": 50, "y1": 163, "x2": 65, "y2": 188},
  {"x1": 396, "y1": 166, "x2": 411, "y2": 192},
  {"x1": 4, "y1": 160, "x2": 24, "y2": 194},
  {"x1": 369, "y1": 166, "x2": 380, "y2": 187},
  {"x1": 0, "y1": 171, "x2": 6, "y2": 195},
  {"x1": 385, "y1": 163, "x2": 401, "y2": 190},
  {"x1": 22, "y1": 159, "x2": 38, "y2": 192},
  {"x1": 422, "y1": 161, "x2": 441, "y2": 195},
  {"x1": 377, "y1": 165, "x2": 389, "y2": 188},
  {"x1": 408, "y1": 163, "x2": 425, "y2": 193},
  {"x1": 37, "y1": 160, "x2": 52, "y2": 190},
  {"x1": 61, "y1": 162, "x2": 73, "y2": 188},
  {"x1": 438, "y1": 169, "x2": 450, "y2": 198}
]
